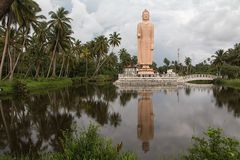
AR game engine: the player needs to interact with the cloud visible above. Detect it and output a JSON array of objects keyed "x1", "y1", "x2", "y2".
[
  {"x1": 69, "y1": 0, "x2": 103, "y2": 41},
  {"x1": 36, "y1": 0, "x2": 240, "y2": 65}
]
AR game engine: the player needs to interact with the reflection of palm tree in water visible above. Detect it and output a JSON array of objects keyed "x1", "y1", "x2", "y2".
[
  {"x1": 137, "y1": 91, "x2": 154, "y2": 153},
  {"x1": 185, "y1": 87, "x2": 191, "y2": 96}
]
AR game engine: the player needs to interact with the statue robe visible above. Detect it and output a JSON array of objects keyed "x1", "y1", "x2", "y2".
[{"x1": 137, "y1": 22, "x2": 154, "y2": 65}]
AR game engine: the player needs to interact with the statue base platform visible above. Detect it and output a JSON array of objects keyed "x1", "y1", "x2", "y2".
[
  {"x1": 114, "y1": 76, "x2": 179, "y2": 86},
  {"x1": 138, "y1": 69, "x2": 155, "y2": 76},
  {"x1": 137, "y1": 66, "x2": 155, "y2": 77}
]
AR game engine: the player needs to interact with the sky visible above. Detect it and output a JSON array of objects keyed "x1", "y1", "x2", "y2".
[{"x1": 36, "y1": 0, "x2": 240, "y2": 65}]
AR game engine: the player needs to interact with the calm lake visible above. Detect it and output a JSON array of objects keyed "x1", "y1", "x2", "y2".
[{"x1": 0, "y1": 84, "x2": 240, "y2": 159}]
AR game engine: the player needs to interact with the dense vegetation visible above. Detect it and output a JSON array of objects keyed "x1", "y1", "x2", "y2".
[
  {"x1": 183, "y1": 128, "x2": 240, "y2": 160},
  {"x1": 160, "y1": 44, "x2": 240, "y2": 78},
  {"x1": 0, "y1": 0, "x2": 141, "y2": 81},
  {"x1": 0, "y1": 0, "x2": 240, "y2": 88}
]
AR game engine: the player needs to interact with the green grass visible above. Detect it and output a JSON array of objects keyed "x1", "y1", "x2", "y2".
[
  {"x1": 0, "y1": 81, "x2": 14, "y2": 95},
  {"x1": 25, "y1": 78, "x2": 73, "y2": 91},
  {"x1": 0, "y1": 75, "x2": 114, "y2": 96},
  {"x1": 218, "y1": 79, "x2": 240, "y2": 89},
  {"x1": 188, "y1": 80, "x2": 213, "y2": 84},
  {"x1": 89, "y1": 74, "x2": 113, "y2": 82},
  {"x1": 0, "y1": 78, "x2": 73, "y2": 96}
]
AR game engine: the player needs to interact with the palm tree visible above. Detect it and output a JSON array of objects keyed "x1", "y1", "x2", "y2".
[
  {"x1": 225, "y1": 44, "x2": 240, "y2": 66},
  {"x1": 92, "y1": 35, "x2": 109, "y2": 77},
  {"x1": 119, "y1": 48, "x2": 131, "y2": 67},
  {"x1": 163, "y1": 58, "x2": 170, "y2": 68},
  {"x1": 109, "y1": 112, "x2": 122, "y2": 128},
  {"x1": 47, "y1": 7, "x2": 72, "y2": 77},
  {"x1": 81, "y1": 47, "x2": 91, "y2": 77},
  {"x1": 33, "y1": 21, "x2": 48, "y2": 78},
  {"x1": 6, "y1": 28, "x2": 22, "y2": 80},
  {"x1": 0, "y1": 0, "x2": 42, "y2": 80},
  {"x1": 184, "y1": 57, "x2": 192, "y2": 74},
  {"x1": 212, "y1": 49, "x2": 225, "y2": 75},
  {"x1": 109, "y1": 32, "x2": 121, "y2": 53},
  {"x1": 58, "y1": 31, "x2": 73, "y2": 77}
]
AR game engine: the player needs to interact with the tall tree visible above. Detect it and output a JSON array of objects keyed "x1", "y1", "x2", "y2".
[
  {"x1": 0, "y1": 0, "x2": 42, "y2": 80},
  {"x1": 92, "y1": 35, "x2": 109, "y2": 77},
  {"x1": 185, "y1": 57, "x2": 192, "y2": 74},
  {"x1": 81, "y1": 46, "x2": 91, "y2": 77},
  {"x1": 119, "y1": 48, "x2": 131, "y2": 67},
  {"x1": 163, "y1": 58, "x2": 170, "y2": 68},
  {"x1": 109, "y1": 32, "x2": 121, "y2": 53},
  {"x1": 33, "y1": 21, "x2": 48, "y2": 78},
  {"x1": 47, "y1": 7, "x2": 72, "y2": 77},
  {"x1": 212, "y1": 49, "x2": 225, "y2": 75},
  {"x1": 131, "y1": 56, "x2": 138, "y2": 65}
]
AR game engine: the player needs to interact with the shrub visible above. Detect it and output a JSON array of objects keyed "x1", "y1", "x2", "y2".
[
  {"x1": 221, "y1": 64, "x2": 240, "y2": 79},
  {"x1": 182, "y1": 128, "x2": 240, "y2": 160},
  {"x1": 45, "y1": 124, "x2": 137, "y2": 160}
]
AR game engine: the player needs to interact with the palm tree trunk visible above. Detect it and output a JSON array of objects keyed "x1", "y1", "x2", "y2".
[
  {"x1": 0, "y1": 100, "x2": 10, "y2": 142},
  {"x1": 92, "y1": 53, "x2": 112, "y2": 77},
  {"x1": 8, "y1": 49, "x2": 13, "y2": 80},
  {"x1": 24, "y1": 65, "x2": 32, "y2": 78},
  {"x1": 0, "y1": 25, "x2": 9, "y2": 80},
  {"x1": 92, "y1": 60, "x2": 102, "y2": 77},
  {"x1": 65, "y1": 58, "x2": 70, "y2": 77},
  {"x1": 59, "y1": 54, "x2": 65, "y2": 77},
  {"x1": 47, "y1": 52, "x2": 54, "y2": 78},
  {"x1": 35, "y1": 62, "x2": 40, "y2": 78},
  {"x1": 85, "y1": 59, "x2": 88, "y2": 77},
  {"x1": 9, "y1": 36, "x2": 26, "y2": 80},
  {"x1": 52, "y1": 54, "x2": 57, "y2": 77},
  {"x1": 47, "y1": 33, "x2": 59, "y2": 78}
]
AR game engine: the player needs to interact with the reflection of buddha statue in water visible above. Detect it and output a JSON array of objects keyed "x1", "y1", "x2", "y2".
[{"x1": 137, "y1": 91, "x2": 154, "y2": 153}]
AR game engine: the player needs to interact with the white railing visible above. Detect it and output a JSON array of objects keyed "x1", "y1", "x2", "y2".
[
  {"x1": 181, "y1": 74, "x2": 220, "y2": 82},
  {"x1": 116, "y1": 74, "x2": 221, "y2": 84}
]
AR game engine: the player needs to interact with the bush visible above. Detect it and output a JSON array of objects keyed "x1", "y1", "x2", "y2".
[
  {"x1": 213, "y1": 78, "x2": 223, "y2": 85},
  {"x1": 183, "y1": 128, "x2": 240, "y2": 160},
  {"x1": 221, "y1": 64, "x2": 240, "y2": 79},
  {"x1": 13, "y1": 80, "x2": 28, "y2": 94},
  {"x1": 49, "y1": 124, "x2": 137, "y2": 160}
]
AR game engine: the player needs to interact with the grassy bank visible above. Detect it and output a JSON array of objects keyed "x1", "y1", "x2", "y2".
[
  {"x1": 188, "y1": 80, "x2": 213, "y2": 84},
  {"x1": 0, "y1": 75, "x2": 113, "y2": 96},
  {"x1": 215, "y1": 79, "x2": 240, "y2": 89},
  {"x1": 0, "y1": 78, "x2": 73, "y2": 95}
]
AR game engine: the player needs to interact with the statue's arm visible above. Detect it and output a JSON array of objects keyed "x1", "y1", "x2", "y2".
[
  {"x1": 137, "y1": 24, "x2": 141, "y2": 38},
  {"x1": 151, "y1": 25, "x2": 154, "y2": 50}
]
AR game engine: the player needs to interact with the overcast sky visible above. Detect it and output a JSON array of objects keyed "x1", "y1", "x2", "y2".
[{"x1": 36, "y1": 0, "x2": 240, "y2": 65}]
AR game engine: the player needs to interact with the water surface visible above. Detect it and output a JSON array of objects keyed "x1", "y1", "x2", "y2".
[{"x1": 0, "y1": 84, "x2": 240, "y2": 159}]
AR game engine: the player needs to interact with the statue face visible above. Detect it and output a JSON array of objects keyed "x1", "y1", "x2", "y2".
[{"x1": 142, "y1": 11, "x2": 149, "y2": 21}]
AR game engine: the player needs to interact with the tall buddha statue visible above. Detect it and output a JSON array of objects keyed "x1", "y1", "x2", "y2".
[{"x1": 137, "y1": 9, "x2": 154, "y2": 68}]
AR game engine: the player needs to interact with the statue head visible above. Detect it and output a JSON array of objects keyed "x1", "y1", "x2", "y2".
[{"x1": 142, "y1": 9, "x2": 150, "y2": 21}]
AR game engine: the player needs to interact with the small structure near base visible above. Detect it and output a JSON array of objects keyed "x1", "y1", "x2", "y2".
[{"x1": 137, "y1": 65, "x2": 155, "y2": 77}]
